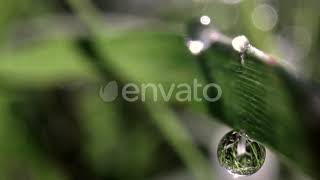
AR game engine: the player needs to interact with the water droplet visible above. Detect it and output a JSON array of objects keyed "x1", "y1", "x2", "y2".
[
  {"x1": 217, "y1": 130, "x2": 266, "y2": 176},
  {"x1": 200, "y1": 15, "x2": 211, "y2": 25},
  {"x1": 240, "y1": 53, "x2": 245, "y2": 65},
  {"x1": 186, "y1": 15, "x2": 214, "y2": 55},
  {"x1": 232, "y1": 35, "x2": 250, "y2": 65},
  {"x1": 187, "y1": 40, "x2": 205, "y2": 55},
  {"x1": 232, "y1": 35, "x2": 250, "y2": 53}
]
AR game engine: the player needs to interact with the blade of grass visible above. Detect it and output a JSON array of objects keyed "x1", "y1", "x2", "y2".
[{"x1": 146, "y1": 102, "x2": 214, "y2": 180}]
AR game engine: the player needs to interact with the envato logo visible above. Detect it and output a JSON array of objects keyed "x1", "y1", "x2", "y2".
[{"x1": 99, "y1": 79, "x2": 222, "y2": 102}]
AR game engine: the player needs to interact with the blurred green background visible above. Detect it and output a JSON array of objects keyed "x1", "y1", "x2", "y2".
[{"x1": 0, "y1": 0, "x2": 319, "y2": 180}]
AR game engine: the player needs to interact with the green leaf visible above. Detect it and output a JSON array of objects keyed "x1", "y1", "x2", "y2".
[
  {"x1": 0, "y1": 40, "x2": 99, "y2": 88},
  {"x1": 202, "y1": 46, "x2": 314, "y2": 176}
]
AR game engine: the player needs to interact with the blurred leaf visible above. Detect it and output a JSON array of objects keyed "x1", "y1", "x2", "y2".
[
  {"x1": 0, "y1": 92, "x2": 66, "y2": 180},
  {"x1": 0, "y1": 40, "x2": 99, "y2": 87},
  {"x1": 105, "y1": 31, "x2": 201, "y2": 83},
  {"x1": 147, "y1": 101, "x2": 214, "y2": 180},
  {"x1": 80, "y1": 86, "x2": 165, "y2": 179}
]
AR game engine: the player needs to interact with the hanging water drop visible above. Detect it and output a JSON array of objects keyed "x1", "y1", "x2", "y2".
[
  {"x1": 240, "y1": 53, "x2": 245, "y2": 65},
  {"x1": 217, "y1": 130, "x2": 266, "y2": 176},
  {"x1": 186, "y1": 15, "x2": 214, "y2": 55}
]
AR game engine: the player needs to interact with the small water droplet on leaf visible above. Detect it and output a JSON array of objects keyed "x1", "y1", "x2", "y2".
[
  {"x1": 217, "y1": 130, "x2": 266, "y2": 176},
  {"x1": 240, "y1": 53, "x2": 245, "y2": 66},
  {"x1": 232, "y1": 35, "x2": 250, "y2": 65}
]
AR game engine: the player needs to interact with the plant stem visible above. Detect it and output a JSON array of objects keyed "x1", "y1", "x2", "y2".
[{"x1": 204, "y1": 30, "x2": 298, "y2": 76}]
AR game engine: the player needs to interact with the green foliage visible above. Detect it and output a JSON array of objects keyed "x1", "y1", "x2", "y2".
[
  {"x1": 0, "y1": 25, "x2": 317, "y2": 179},
  {"x1": 0, "y1": 40, "x2": 99, "y2": 87}
]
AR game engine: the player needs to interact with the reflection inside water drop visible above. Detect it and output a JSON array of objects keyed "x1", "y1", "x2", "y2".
[{"x1": 217, "y1": 130, "x2": 266, "y2": 176}]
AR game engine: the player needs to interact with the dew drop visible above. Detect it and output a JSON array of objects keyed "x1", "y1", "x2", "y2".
[
  {"x1": 186, "y1": 15, "x2": 214, "y2": 55},
  {"x1": 217, "y1": 130, "x2": 266, "y2": 176},
  {"x1": 187, "y1": 40, "x2": 205, "y2": 55},
  {"x1": 240, "y1": 53, "x2": 245, "y2": 66},
  {"x1": 232, "y1": 35, "x2": 250, "y2": 53},
  {"x1": 232, "y1": 35, "x2": 250, "y2": 65},
  {"x1": 200, "y1": 15, "x2": 211, "y2": 25}
]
